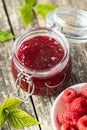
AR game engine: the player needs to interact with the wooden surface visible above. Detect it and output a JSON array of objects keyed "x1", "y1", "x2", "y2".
[{"x1": 0, "y1": 0, "x2": 87, "y2": 130}]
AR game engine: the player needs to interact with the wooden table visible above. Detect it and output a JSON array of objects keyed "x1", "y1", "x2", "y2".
[{"x1": 0, "y1": 0, "x2": 87, "y2": 130}]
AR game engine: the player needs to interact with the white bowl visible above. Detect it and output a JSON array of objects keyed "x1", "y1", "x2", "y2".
[{"x1": 51, "y1": 83, "x2": 87, "y2": 130}]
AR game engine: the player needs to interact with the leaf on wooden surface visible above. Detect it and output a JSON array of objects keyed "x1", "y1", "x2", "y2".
[
  {"x1": 8, "y1": 108, "x2": 40, "y2": 129},
  {"x1": 0, "y1": 107, "x2": 7, "y2": 127},
  {"x1": 2, "y1": 98, "x2": 21, "y2": 110},
  {"x1": 34, "y1": 4, "x2": 57, "y2": 17},
  {"x1": 19, "y1": 5, "x2": 34, "y2": 26},
  {"x1": 0, "y1": 30, "x2": 14, "y2": 43}
]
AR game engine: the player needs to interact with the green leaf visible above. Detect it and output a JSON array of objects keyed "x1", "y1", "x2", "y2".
[
  {"x1": 34, "y1": 4, "x2": 57, "y2": 17},
  {"x1": 0, "y1": 30, "x2": 14, "y2": 43},
  {"x1": 0, "y1": 107, "x2": 7, "y2": 127},
  {"x1": 19, "y1": 5, "x2": 34, "y2": 26},
  {"x1": 24, "y1": 0, "x2": 37, "y2": 6},
  {"x1": 2, "y1": 98, "x2": 21, "y2": 110},
  {"x1": 8, "y1": 108, "x2": 40, "y2": 129}
]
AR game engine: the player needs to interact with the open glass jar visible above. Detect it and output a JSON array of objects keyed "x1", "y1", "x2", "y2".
[
  {"x1": 12, "y1": 6, "x2": 87, "y2": 101},
  {"x1": 12, "y1": 27, "x2": 71, "y2": 101}
]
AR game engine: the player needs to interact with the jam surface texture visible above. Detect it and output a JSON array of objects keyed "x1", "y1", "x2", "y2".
[{"x1": 18, "y1": 36, "x2": 64, "y2": 71}]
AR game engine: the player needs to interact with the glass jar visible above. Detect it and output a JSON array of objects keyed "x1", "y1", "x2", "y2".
[{"x1": 12, "y1": 27, "x2": 71, "y2": 101}]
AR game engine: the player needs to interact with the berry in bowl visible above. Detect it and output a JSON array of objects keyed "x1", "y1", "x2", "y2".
[{"x1": 51, "y1": 83, "x2": 87, "y2": 130}]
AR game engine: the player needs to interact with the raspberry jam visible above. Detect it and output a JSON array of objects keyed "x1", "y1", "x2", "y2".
[
  {"x1": 18, "y1": 36, "x2": 64, "y2": 71},
  {"x1": 12, "y1": 27, "x2": 71, "y2": 96}
]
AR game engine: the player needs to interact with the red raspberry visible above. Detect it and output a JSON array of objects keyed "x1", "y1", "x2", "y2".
[
  {"x1": 64, "y1": 111, "x2": 80, "y2": 125},
  {"x1": 60, "y1": 123, "x2": 77, "y2": 130},
  {"x1": 58, "y1": 110, "x2": 81, "y2": 125},
  {"x1": 69, "y1": 97, "x2": 87, "y2": 115},
  {"x1": 77, "y1": 92, "x2": 86, "y2": 98},
  {"x1": 57, "y1": 112, "x2": 65, "y2": 124},
  {"x1": 77, "y1": 115, "x2": 87, "y2": 130},
  {"x1": 63, "y1": 88, "x2": 77, "y2": 103},
  {"x1": 57, "y1": 86, "x2": 87, "y2": 129},
  {"x1": 65, "y1": 103, "x2": 71, "y2": 111},
  {"x1": 82, "y1": 84, "x2": 87, "y2": 97}
]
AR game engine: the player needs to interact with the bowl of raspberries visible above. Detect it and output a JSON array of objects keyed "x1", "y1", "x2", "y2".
[{"x1": 51, "y1": 83, "x2": 87, "y2": 130}]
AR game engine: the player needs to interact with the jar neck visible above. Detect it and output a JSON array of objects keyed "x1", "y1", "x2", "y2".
[{"x1": 13, "y1": 27, "x2": 69, "y2": 78}]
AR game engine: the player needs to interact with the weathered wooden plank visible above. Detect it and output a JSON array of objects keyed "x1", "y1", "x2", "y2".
[
  {"x1": 0, "y1": 1, "x2": 14, "y2": 129},
  {"x1": 0, "y1": 0, "x2": 40, "y2": 130},
  {"x1": 70, "y1": 43, "x2": 87, "y2": 83},
  {"x1": 0, "y1": 1, "x2": 9, "y2": 30},
  {"x1": 3, "y1": 0, "x2": 25, "y2": 36},
  {"x1": 32, "y1": 96, "x2": 53, "y2": 130}
]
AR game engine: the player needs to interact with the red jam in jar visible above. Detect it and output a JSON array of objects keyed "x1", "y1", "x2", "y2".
[
  {"x1": 12, "y1": 27, "x2": 71, "y2": 96},
  {"x1": 18, "y1": 36, "x2": 64, "y2": 71}
]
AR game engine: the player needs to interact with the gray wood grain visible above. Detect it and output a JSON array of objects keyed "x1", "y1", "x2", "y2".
[
  {"x1": 0, "y1": 0, "x2": 87, "y2": 130},
  {"x1": 0, "y1": 0, "x2": 40, "y2": 130}
]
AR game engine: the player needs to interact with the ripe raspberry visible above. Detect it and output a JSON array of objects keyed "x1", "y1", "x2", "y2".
[
  {"x1": 60, "y1": 123, "x2": 77, "y2": 130},
  {"x1": 64, "y1": 111, "x2": 80, "y2": 125},
  {"x1": 63, "y1": 88, "x2": 77, "y2": 103},
  {"x1": 77, "y1": 92, "x2": 86, "y2": 98},
  {"x1": 82, "y1": 84, "x2": 87, "y2": 97},
  {"x1": 58, "y1": 110, "x2": 81, "y2": 125},
  {"x1": 77, "y1": 115, "x2": 87, "y2": 130},
  {"x1": 70, "y1": 97, "x2": 87, "y2": 115},
  {"x1": 65, "y1": 103, "x2": 71, "y2": 111},
  {"x1": 57, "y1": 86, "x2": 87, "y2": 129},
  {"x1": 57, "y1": 112, "x2": 65, "y2": 124}
]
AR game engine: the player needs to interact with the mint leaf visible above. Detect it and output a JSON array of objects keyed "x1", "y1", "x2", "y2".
[
  {"x1": 0, "y1": 107, "x2": 7, "y2": 127},
  {"x1": 19, "y1": 5, "x2": 34, "y2": 26},
  {"x1": 0, "y1": 30, "x2": 14, "y2": 43},
  {"x1": 2, "y1": 98, "x2": 21, "y2": 110},
  {"x1": 34, "y1": 4, "x2": 57, "y2": 17},
  {"x1": 24, "y1": 0, "x2": 37, "y2": 6},
  {"x1": 8, "y1": 108, "x2": 40, "y2": 129}
]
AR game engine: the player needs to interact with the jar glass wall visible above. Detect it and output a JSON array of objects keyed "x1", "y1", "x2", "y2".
[{"x1": 12, "y1": 27, "x2": 71, "y2": 97}]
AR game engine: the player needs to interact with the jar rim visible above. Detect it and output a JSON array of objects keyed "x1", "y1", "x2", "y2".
[
  {"x1": 13, "y1": 27, "x2": 69, "y2": 78},
  {"x1": 46, "y1": 6, "x2": 87, "y2": 43},
  {"x1": 54, "y1": 7, "x2": 87, "y2": 28}
]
